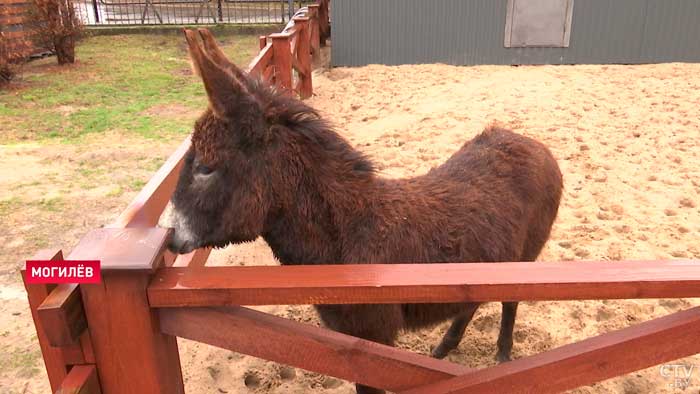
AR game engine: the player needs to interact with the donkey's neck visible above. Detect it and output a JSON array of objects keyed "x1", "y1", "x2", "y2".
[{"x1": 262, "y1": 133, "x2": 378, "y2": 265}]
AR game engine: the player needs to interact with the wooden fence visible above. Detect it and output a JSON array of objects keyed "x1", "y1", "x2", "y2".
[
  {"x1": 19, "y1": 0, "x2": 700, "y2": 391},
  {"x1": 248, "y1": 0, "x2": 329, "y2": 98},
  {"x1": 0, "y1": 0, "x2": 41, "y2": 59}
]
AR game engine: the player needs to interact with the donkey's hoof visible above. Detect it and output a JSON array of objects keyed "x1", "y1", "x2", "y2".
[
  {"x1": 495, "y1": 353, "x2": 512, "y2": 363},
  {"x1": 431, "y1": 346, "x2": 449, "y2": 359}
]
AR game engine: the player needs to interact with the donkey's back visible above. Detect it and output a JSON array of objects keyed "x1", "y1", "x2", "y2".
[{"x1": 350, "y1": 126, "x2": 563, "y2": 266}]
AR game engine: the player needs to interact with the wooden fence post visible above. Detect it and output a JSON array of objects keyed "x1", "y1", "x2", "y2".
[
  {"x1": 74, "y1": 228, "x2": 184, "y2": 394},
  {"x1": 319, "y1": 0, "x2": 330, "y2": 46},
  {"x1": 308, "y1": 4, "x2": 321, "y2": 59},
  {"x1": 294, "y1": 16, "x2": 313, "y2": 99},
  {"x1": 22, "y1": 249, "x2": 72, "y2": 392},
  {"x1": 270, "y1": 32, "x2": 293, "y2": 92}
]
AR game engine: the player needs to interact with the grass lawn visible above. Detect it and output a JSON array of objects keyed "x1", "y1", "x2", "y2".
[
  {"x1": 0, "y1": 30, "x2": 265, "y2": 394},
  {"x1": 1, "y1": 32, "x2": 261, "y2": 142}
]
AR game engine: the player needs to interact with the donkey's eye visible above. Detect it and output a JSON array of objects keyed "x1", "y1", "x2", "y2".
[{"x1": 196, "y1": 165, "x2": 214, "y2": 175}]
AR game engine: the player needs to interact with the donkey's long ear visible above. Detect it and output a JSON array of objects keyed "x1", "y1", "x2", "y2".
[
  {"x1": 184, "y1": 29, "x2": 242, "y2": 118},
  {"x1": 197, "y1": 29, "x2": 250, "y2": 86}
]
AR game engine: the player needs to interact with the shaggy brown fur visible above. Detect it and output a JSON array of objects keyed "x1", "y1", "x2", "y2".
[{"x1": 169, "y1": 29, "x2": 563, "y2": 394}]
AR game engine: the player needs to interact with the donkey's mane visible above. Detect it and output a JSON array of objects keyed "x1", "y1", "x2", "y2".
[{"x1": 250, "y1": 77, "x2": 376, "y2": 176}]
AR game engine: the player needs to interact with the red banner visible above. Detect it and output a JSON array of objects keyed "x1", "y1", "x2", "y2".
[{"x1": 25, "y1": 260, "x2": 101, "y2": 284}]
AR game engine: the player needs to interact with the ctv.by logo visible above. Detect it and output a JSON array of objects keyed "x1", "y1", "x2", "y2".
[{"x1": 660, "y1": 364, "x2": 696, "y2": 391}]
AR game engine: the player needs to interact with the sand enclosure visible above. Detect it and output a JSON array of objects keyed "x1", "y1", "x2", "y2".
[{"x1": 177, "y1": 62, "x2": 700, "y2": 394}]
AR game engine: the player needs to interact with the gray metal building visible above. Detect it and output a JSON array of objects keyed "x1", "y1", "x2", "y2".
[{"x1": 331, "y1": 0, "x2": 700, "y2": 66}]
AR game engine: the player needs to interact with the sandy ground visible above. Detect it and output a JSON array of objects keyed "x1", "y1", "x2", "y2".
[
  {"x1": 2, "y1": 61, "x2": 699, "y2": 394},
  {"x1": 177, "y1": 61, "x2": 700, "y2": 394}
]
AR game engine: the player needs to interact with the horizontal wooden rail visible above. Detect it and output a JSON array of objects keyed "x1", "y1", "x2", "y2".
[
  {"x1": 148, "y1": 260, "x2": 700, "y2": 307},
  {"x1": 159, "y1": 306, "x2": 469, "y2": 392},
  {"x1": 401, "y1": 306, "x2": 700, "y2": 394},
  {"x1": 111, "y1": 137, "x2": 191, "y2": 228},
  {"x1": 37, "y1": 282, "x2": 87, "y2": 346},
  {"x1": 246, "y1": 42, "x2": 273, "y2": 76},
  {"x1": 172, "y1": 247, "x2": 211, "y2": 268},
  {"x1": 56, "y1": 365, "x2": 101, "y2": 394}
]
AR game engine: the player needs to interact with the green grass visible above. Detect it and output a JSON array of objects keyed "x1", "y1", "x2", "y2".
[{"x1": 0, "y1": 33, "x2": 260, "y2": 143}]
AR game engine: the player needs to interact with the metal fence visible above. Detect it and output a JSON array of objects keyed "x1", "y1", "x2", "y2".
[{"x1": 73, "y1": 0, "x2": 313, "y2": 25}]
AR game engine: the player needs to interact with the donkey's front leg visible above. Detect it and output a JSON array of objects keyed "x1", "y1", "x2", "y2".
[{"x1": 315, "y1": 304, "x2": 403, "y2": 394}]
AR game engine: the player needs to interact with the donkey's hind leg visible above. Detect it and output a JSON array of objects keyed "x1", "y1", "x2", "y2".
[
  {"x1": 496, "y1": 301, "x2": 519, "y2": 362},
  {"x1": 431, "y1": 303, "x2": 480, "y2": 359}
]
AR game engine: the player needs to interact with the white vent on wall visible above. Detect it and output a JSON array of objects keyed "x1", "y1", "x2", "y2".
[{"x1": 504, "y1": 0, "x2": 574, "y2": 48}]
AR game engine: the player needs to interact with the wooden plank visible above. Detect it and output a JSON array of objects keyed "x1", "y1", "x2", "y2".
[
  {"x1": 111, "y1": 137, "x2": 190, "y2": 228},
  {"x1": 270, "y1": 33, "x2": 293, "y2": 91},
  {"x1": 262, "y1": 65, "x2": 274, "y2": 82},
  {"x1": 35, "y1": 227, "x2": 173, "y2": 354},
  {"x1": 148, "y1": 260, "x2": 700, "y2": 307},
  {"x1": 0, "y1": 14, "x2": 26, "y2": 24},
  {"x1": 159, "y1": 306, "x2": 470, "y2": 392},
  {"x1": 21, "y1": 249, "x2": 72, "y2": 392},
  {"x1": 307, "y1": 4, "x2": 321, "y2": 58},
  {"x1": 37, "y1": 283, "x2": 87, "y2": 346},
  {"x1": 69, "y1": 227, "x2": 172, "y2": 271},
  {"x1": 1, "y1": 5, "x2": 31, "y2": 15},
  {"x1": 246, "y1": 43, "x2": 273, "y2": 77},
  {"x1": 2, "y1": 30, "x2": 39, "y2": 39},
  {"x1": 56, "y1": 365, "x2": 101, "y2": 394},
  {"x1": 293, "y1": 16, "x2": 312, "y2": 98},
  {"x1": 172, "y1": 247, "x2": 211, "y2": 268},
  {"x1": 80, "y1": 229, "x2": 184, "y2": 394},
  {"x1": 402, "y1": 306, "x2": 700, "y2": 394}
]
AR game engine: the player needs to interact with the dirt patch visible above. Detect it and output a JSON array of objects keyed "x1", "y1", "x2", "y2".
[{"x1": 142, "y1": 103, "x2": 200, "y2": 119}]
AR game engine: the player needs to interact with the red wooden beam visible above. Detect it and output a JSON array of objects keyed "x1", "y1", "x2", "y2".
[
  {"x1": 111, "y1": 136, "x2": 191, "y2": 228},
  {"x1": 78, "y1": 228, "x2": 184, "y2": 394},
  {"x1": 159, "y1": 306, "x2": 469, "y2": 392},
  {"x1": 172, "y1": 247, "x2": 211, "y2": 268},
  {"x1": 37, "y1": 282, "x2": 87, "y2": 346},
  {"x1": 55, "y1": 365, "x2": 101, "y2": 394},
  {"x1": 247, "y1": 43, "x2": 273, "y2": 77},
  {"x1": 402, "y1": 306, "x2": 700, "y2": 394},
  {"x1": 148, "y1": 260, "x2": 700, "y2": 307},
  {"x1": 270, "y1": 33, "x2": 293, "y2": 91},
  {"x1": 21, "y1": 249, "x2": 76, "y2": 391}
]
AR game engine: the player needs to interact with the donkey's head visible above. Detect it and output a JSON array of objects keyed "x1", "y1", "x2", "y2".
[
  {"x1": 168, "y1": 29, "x2": 284, "y2": 254},
  {"x1": 169, "y1": 29, "x2": 374, "y2": 254}
]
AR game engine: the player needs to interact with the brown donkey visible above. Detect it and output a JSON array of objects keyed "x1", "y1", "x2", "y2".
[{"x1": 169, "y1": 29, "x2": 563, "y2": 394}]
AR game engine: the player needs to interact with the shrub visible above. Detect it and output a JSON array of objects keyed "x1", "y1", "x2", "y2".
[{"x1": 29, "y1": 0, "x2": 83, "y2": 64}]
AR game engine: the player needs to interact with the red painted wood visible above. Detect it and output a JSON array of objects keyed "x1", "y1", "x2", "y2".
[
  {"x1": 308, "y1": 4, "x2": 321, "y2": 58},
  {"x1": 111, "y1": 137, "x2": 190, "y2": 228},
  {"x1": 293, "y1": 16, "x2": 313, "y2": 98},
  {"x1": 402, "y1": 306, "x2": 700, "y2": 394},
  {"x1": 69, "y1": 227, "x2": 172, "y2": 271},
  {"x1": 67, "y1": 225, "x2": 183, "y2": 393},
  {"x1": 270, "y1": 33, "x2": 293, "y2": 91},
  {"x1": 147, "y1": 260, "x2": 700, "y2": 307},
  {"x1": 37, "y1": 282, "x2": 87, "y2": 346},
  {"x1": 172, "y1": 247, "x2": 211, "y2": 268},
  {"x1": 159, "y1": 306, "x2": 469, "y2": 392},
  {"x1": 55, "y1": 365, "x2": 101, "y2": 394},
  {"x1": 21, "y1": 249, "x2": 71, "y2": 392},
  {"x1": 246, "y1": 43, "x2": 273, "y2": 77}
]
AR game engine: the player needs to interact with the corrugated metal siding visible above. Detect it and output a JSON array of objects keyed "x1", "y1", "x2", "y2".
[{"x1": 332, "y1": 0, "x2": 700, "y2": 66}]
